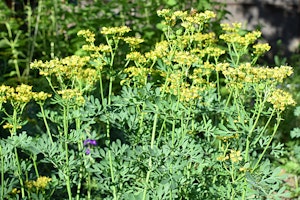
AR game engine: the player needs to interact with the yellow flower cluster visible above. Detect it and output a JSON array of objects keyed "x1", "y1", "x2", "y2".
[
  {"x1": 158, "y1": 9, "x2": 216, "y2": 26},
  {"x1": 3, "y1": 122, "x2": 20, "y2": 130},
  {"x1": 173, "y1": 51, "x2": 199, "y2": 66},
  {"x1": 217, "y1": 149, "x2": 243, "y2": 163},
  {"x1": 193, "y1": 32, "x2": 216, "y2": 44},
  {"x1": 222, "y1": 63, "x2": 294, "y2": 85},
  {"x1": 82, "y1": 44, "x2": 111, "y2": 53},
  {"x1": 145, "y1": 41, "x2": 169, "y2": 60},
  {"x1": 126, "y1": 52, "x2": 147, "y2": 64},
  {"x1": 217, "y1": 154, "x2": 229, "y2": 161},
  {"x1": 10, "y1": 188, "x2": 20, "y2": 194},
  {"x1": 216, "y1": 133, "x2": 239, "y2": 143},
  {"x1": 253, "y1": 43, "x2": 271, "y2": 55},
  {"x1": 33, "y1": 91, "x2": 52, "y2": 102},
  {"x1": 123, "y1": 37, "x2": 144, "y2": 47},
  {"x1": 101, "y1": 26, "x2": 131, "y2": 35},
  {"x1": 57, "y1": 89, "x2": 85, "y2": 105},
  {"x1": 31, "y1": 55, "x2": 97, "y2": 90},
  {"x1": 0, "y1": 85, "x2": 14, "y2": 103},
  {"x1": 10, "y1": 84, "x2": 33, "y2": 103},
  {"x1": 220, "y1": 23, "x2": 261, "y2": 47},
  {"x1": 77, "y1": 29, "x2": 95, "y2": 43},
  {"x1": 267, "y1": 89, "x2": 296, "y2": 111},
  {"x1": 26, "y1": 176, "x2": 52, "y2": 190},
  {"x1": 163, "y1": 72, "x2": 204, "y2": 102},
  {"x1": 193, "y1": 62, "x2": 215, "y2": 77},
  {"x1": 220, "y1": 23, "x2": 242, "y2": 32},
  {"x1": 0, "y1": 84, "x2": 51, "y2": 104},
  {"x1": 203, "y1": 46, "x2": 225, "y2": 57},
  {"x1": 121, "y1": 66, "x2": 156, "y2": 86},
  {"x1": 31, "y1": 55, "x2": 90, "y2": 76},
  {"x1": 229, "y1": 150, "x2": 243, "y2": 163}
]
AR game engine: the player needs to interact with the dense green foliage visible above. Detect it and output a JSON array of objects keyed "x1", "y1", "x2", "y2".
[{"x1": 0, "y1": 0, "x2": 300, "y2": 199}]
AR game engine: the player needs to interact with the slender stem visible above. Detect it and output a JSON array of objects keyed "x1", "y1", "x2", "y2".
[
  {"x1": 23, "y1": 0, "x2": 43, "y2": 77},
  {"x1": 75, "y1": 115, "x2": 83, "y2": 200},
  {"x1": 245, "y1": 97, "x2": 266, "y2": 162},
  {"x1": 87, "y1": 172, "x2": 91, "y2": 200},
  {"x1": 14, "y1": 147, "x2": 25, "y2": 198},
  {"x1": 0, "y1": 146, "x2": 4, "y2": 199},
  {"x1": 251, "y1": 113, "x2": 282, "y2": 172},
  {"x1": 10, "y1": 108, "x2": 25, "y2": 197},
  {"x1": 98, "y1": 71, "x2": 104, "y2": 103},
  {"x1": 32, "y1": 154, "x2": 39, "y2": 178},
  {"x1": 143, "y1": 106, "x2": 158, "y2": 200},
  {"x1": 253, "y1": 109, "x2": 275, "y2": 146},
  {"x1": 109, "y1": 150, "x2": 117, "y2": 199},
  {"x1": 63, "y1": 104, "x2": 72, "y2": 200},
  {"x1": 151, "y1": 107, "x2": 158, "y2": 149},
  {"x1": 39, "y1": 103, "x2": 53, "y2": 144}
]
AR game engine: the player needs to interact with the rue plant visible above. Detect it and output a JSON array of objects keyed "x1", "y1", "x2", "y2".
[{"x1": 0, "y1": 9, "x2": 295, "y2": 199}]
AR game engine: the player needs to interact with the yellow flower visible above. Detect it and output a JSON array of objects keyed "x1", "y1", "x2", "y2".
[
  {"x1": 123, "y1": 37, "x2": 144, "y2": 47},
  {"x1": 267, "y1": 89, "x2": 296, "y2": 111},
  {"x1": 229, "y1": 150, "x2": 242, "y2": 163},
  {"x1": 33, "y1": 176, "x2": 52, "y2": 189},
  {"x1": 145, "y1": 41, "x2": 170, "y2": 60},
  {"x1": 77, "y1": 29, "x2": 95, "y2": 43},
  {"x1": 8, "y1": 84, "x2": 34, "y2": 104},
  {"x1": 217, "y1": 155, "x2": 229, "y2": 161},
  {"x1": 126, "y1": 52, "x2": 147, "y2": 64},
  {"x1": 157, "y1": 9, "x2": 171, "y2": 17},
  {"x1": 3, "y1": 122, "x2": 14, "y2": 130},
  {"x1": 253, "y1": 43, "x2": 271, "y2": 55},
  {"x1": 10, "y1": 188, "x2": 20, "y2": 194},
  {"x1": 26, "y1": 180, "x2": 34, "y2": 190},
  {"x1": 33, "y1": 92, "x2": 52, "y2": 102},
  {"x1": 173, "y1": 51, "x2": 198, "y2": 66},
  {"x1": 221, "y1": 23, "x2": 242, "y2": 32},
  {"x1": 101, "y1": 26, "x2": 131, "y2": 35}
]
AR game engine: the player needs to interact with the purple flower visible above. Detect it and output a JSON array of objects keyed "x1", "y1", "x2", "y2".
[
  {"x1": 85, "y1": 148, "x2": 91, "y2": 155},
  {"x1": 83, "y1": 139, "x2": 97, "y2": 155},
  {"x1": 83, "y1": 139, "x2": 97, "y2": 146}
]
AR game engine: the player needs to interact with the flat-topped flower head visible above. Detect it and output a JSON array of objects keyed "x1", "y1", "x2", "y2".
[
  {"x1": 33, "y1": 91, "x2": 52, "y2": 102},
  {"x1": 77, "y1": 29, "x2": 95, "y2": 43},
  {"x1": 33, "y1": 176, "x2": 52, "y2": 189},
  {"x1": 253, "y1": 43, "x2": 271, "y2": 55},
  {"x1": 101, "y1": 26, "x2": 131, "y2": 36},
  {"x1": 267, "y1": 89, "x2": 296, "y2": 111},
  {"x1": 230, "y1": 150, "x2": 242, "y2": 163},
  {"x1": 123, "y1": 37, "x2": 144, "y2": 47}
]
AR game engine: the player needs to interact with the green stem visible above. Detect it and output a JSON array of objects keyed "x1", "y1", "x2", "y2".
[
  {"x1": 24, "y1": 0, "x2": 43, "y2": 77},
  {"x1": 0, "y1": 146, "x2": 4, "y2": 199},
  {"x1": 109, "y1": 150, "x2": 117, "y2": 200},
  {"x1": 87, "y1": 172, "x2": 91, "y2": 200},
  {"x1": 14, "y1": 147, "x2": 25, "y2": 198},
  {"x1": 98, "y1": 71, "x2": 104, "y2": 103},
  {"x1": 75, "y1": 116, "x2": 83, "y2": 200},
  {"x1": 143, "y1": 106, "x2": 158, "y2": 200},
  {"x1": 252, "y1": 109, "x2": 275, "y2": 146},
  {"x1": 251, "y1": 113, "x2": 282, "y2": 172},
  {"x1": 39, "y1": 103, "x2": 53, "y2": 144},
  {"x1": 31, "y1": 154, "x2": 39, "y2": 178},
  {"x1": 63, "y1": 105, "x2": 72, "y2": 200},
  {"x1": 245, "y1": 98, "x2": 266, "y2": 162}
]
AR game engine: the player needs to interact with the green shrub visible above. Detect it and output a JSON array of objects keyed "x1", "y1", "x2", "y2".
[{"x1": 0, "y1": 9, "x2": 295, "y2": 199}]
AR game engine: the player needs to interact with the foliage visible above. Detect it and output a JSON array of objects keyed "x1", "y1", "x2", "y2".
[
  {"x1": 0, "y1": 5, "x2": 296, "y2": 200},
  {"x1": 0, "y1": 0, "x2": 227, "y2": 84}
]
